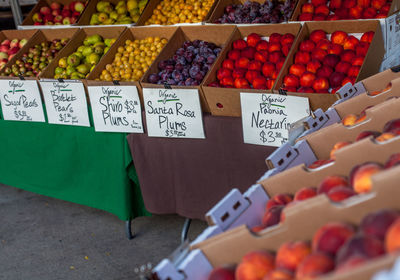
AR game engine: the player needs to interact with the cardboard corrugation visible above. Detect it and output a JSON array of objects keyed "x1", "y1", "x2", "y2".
[
  {"x1": 274, "y1": 20, "x2": 385, "y2": 112},
  {"x1": 202, "y1": 23, "x2": 302, "y2": 117},
  {"x1": 86, "y1": 26, "x2": 179, "y2": 105},
  {"x1": 140, "y1": 25, "x2": 237, "y2": 112}
]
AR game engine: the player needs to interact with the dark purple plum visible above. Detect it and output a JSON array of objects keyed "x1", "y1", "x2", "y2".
[{"x1": 148, "y1": 74, "x2": 159, "y2": 84}]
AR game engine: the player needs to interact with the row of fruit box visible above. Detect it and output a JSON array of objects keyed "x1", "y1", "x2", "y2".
[{"x1": 154, "y1": 128, "x2": 400, "y2": 279}]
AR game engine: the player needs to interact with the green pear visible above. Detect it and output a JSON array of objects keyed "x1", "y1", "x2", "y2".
[{"x1": 67, "y1": 54, "x2": 80, "y2": 67}]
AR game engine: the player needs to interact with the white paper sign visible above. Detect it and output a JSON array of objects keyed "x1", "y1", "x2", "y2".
[
  {"x1": 143, "y1": 88, "x2": 205, "y2": 139},
  {"x1": 0, "y1": 79, "x2": 45, "y2": 122},
  {"x1": 40, "y1": 80, "x2": 90, "y2": 127},
  {"x1": 241, "y1": 93, "x2": 310, "y2": 147},
  {"x1": 88, "y1": 85, "x2": 143, "y2": 133}
]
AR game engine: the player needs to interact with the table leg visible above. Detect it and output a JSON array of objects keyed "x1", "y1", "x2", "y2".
[
  {"x1": 181, "y1": 218, "x2": 192, "y2": 243},
  {"x1": 126, "y1": 220, "x2": 134, "y2": 240}
]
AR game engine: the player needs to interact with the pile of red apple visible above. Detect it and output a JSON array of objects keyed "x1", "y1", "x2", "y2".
[
  {"x1": 208, "y1": 207, "x2": 400, "y2": 280},
  {"x1": 298, "y1": 0, "x2": 392, "y2": 21},
  {"x1": 281, "y1": 29, "x2": 374, "y2": 93},
  {"x1": 208, "y1": 32, "x2": 295, "y2": 90},
  {"x1": 32, "y1": 1, "x2": 86, "y2": 25},
  {"x1": 0, "y1": 39, "x2": 27, "y2": 69}
]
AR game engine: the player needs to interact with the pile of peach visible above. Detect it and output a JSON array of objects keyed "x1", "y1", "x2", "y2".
[
  {"x1": 282, "y1": 29, "x2": 374, "y2": 93},
  {"x1": 208, "y1": 208, "x2": 400, "y2": 280},
  {"x1": 298, "y1": 0, "x2": 392, "y2": 21},
  {"x1": 252, "y1": 151, "x2": 400, "y2": 233},
  {"x1": 208, "y1": 32, "x2": 295, "y2": 90}
]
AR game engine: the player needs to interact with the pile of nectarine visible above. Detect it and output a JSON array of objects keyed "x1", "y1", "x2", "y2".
[
  {"x1": 209, "y1": 32, "x2": 295, "y2": 89},
  {"x1": 282, "y1": 29, "x2": 374, "y2": 93},
  {"x1": 298, "y1": 0, "x2": 392, "y2": 21},
  {"x1": 208, "y1": 208, "x2": 400, "y2": 280}
]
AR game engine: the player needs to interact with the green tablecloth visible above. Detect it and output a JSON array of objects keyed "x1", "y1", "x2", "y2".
[{"x1": 0, "y1": 119, "x2": 149, "y2": 221}]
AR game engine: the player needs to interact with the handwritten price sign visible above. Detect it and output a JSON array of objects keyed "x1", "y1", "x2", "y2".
[
  {"x1": 40, "y1": 80, "x2": 90, "y2": 127},
  {"x1": 0, "y1": 79, "x2": 45, "y2": 122},
  {"x1": 88, "y1": 85, "x2": 143, "y2": 133},
  {"x1": 240, "y1": 93, "x2": 310, "y2": 147},
  {"x1": 143, "y1": 88, "x2": 205, "y2": 139}
]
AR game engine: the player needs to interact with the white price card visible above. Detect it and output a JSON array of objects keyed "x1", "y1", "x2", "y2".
[
  {"x1": 143, "y1": 88, "x2": 205, "y2": 139},
  {"x1": 0, "y1": 79, "x2": 45, "y2": 122},
  {"x1": 241, "y1": 93, "x2": 310, "y2": 147},
  {"x1": 88, "y1": 85, "x2": 143, "y2": 133},
  {"x1": 40, "y1": 80, "x2": 90, "y2": 127}
]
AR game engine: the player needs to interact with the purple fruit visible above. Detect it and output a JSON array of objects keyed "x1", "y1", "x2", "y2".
[
  {"x1": 194, "y1": 71, "x2": 204, "y2": 82},
  {"x1": 189, "y1": 65, "x2": 200, "y2": 79},
  {"x1": 166, "y1": 79, "x2": 176, "y2": 85},
  {"x1": 184, "y1": 51, "x2": 194, "y2": 63},
  {"x1": 158, "y1": 60, "x2": 168, "y2": 70},
  {"x1": 192, "y1": 40, "x2": 201, "y2": 47},
  {"x1": 185, "y1": 78, "x2": 194, "y2": 86},
  {"x1": 183, "y1": 41, "x2": 193, "y2": 49},
  {"x1": 206, "y1": 54, "x2": 216, "y2": 64},
  {"x1": 175, "y1": 63, "x2": 184, "y2": 71},
  {"x1": 165, "y1": 64, "x2": 174, "y2": 73},
  {"x1": 148, "y1": 74, "x2": 159, "y2": 84},
  {"x1": 177, "y1": 81, "x2": 185, "y2": 86},
  {"x1": 176, "y1": 48, "x2": 185, "y2": 56}
]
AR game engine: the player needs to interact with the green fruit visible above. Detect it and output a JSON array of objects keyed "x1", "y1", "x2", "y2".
[
  {"x1": 103, "y1": 18, "x2": 115, "y2": 25},
  {"x1": 67, "y1": 54, "x2": 80, "y2": 67},
  {"x1": 58, "y1": 57, "x2": 67, "y2": 68},
  {"x1": 66, "y1": 66, "x2": 76, "y2": 76},
  {"x1": 138, "y1": 0, "x2": 147, "y2": 9},
  {"x1": 104, "y1": 46, "x2": 110, "y2": 53},
  {"x1": 70, "y1": 72, "x2": 81, "y2": 79},
  {"x1": 77, "y1": 45, "x2": 85, "y2": 53},
  {"x1": 88, "y1": 53, "x2": 100, "y2": 65},
  {"x1": 73, "y1": 52, "x2": 84, "y2": 60},
  {"x1": 82, "y1": 46, "x2": 93, "y2": 57},
  {"x1": 93, "y1": 42, "x2": 105, "y2": 48},
  {"x1": 127, "y1": 0, "x2": 138, "y2": 11},
  {"x1": 96, "y1": 1, "x2": 110, "y2": 12},
  {"x1": 116, "y1": 0, "x2": 125, "y2": 8},
  {"x1": 104, "y1": 38, "x2": 112, "y2": 47},
  {"x1": 90, "y1": 65, "x2": 96, "y2": 72},
  {"x1": 117, "y1": 6, "x2": 127, "y2": 15},
  {"x1": 90, "y1": 14, "x2": 100, "y2": 25},
  {"x1": 76, "y1": 64, "x2": 90, "y2": 74},
  {"x1": 129, "y1": 8, "x2": 139, "y2": 16},
  {"x1": 98, "y1": 12, "x2": 108, "y2": 22},
  {"x1": 55, "y1": 67, "x2": 64, "y2": 75},
  {"x1": 110, "y1": 11, "x2": 118, "y2": 20},
  {"x1": 94, "y1": 45, "x2": 104, "y2": 55},
  {"x1": 87, "y1": 34, "x2": 103, "y2": 45}
]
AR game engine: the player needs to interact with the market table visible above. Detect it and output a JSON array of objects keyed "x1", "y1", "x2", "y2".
[
  {"x1": 0, "y1": 118, "x2": 149, "y2": 227},
  {"x1": 127, "y1": 113, "x2": 276, "y2": 220}
]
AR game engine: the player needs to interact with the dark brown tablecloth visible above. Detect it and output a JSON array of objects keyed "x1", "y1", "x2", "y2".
[{"x1": 127, "y1": 114, "x2": 276, "y2": 220}]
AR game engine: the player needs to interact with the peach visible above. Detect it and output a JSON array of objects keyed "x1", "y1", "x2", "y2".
[
  {"x1": 281, "y1": 34, "x2": 295, "y2": 46},
  {"x1": 295, "y1": 252, "x2": 334, "y2": 279},
  {"x1": 270, "y1": 33, "x2": 282, "y2": 44},
  {"x1": 236, "y1": 250, "x2": 276, "y2": 280},
  {"x1": 369, "y1": 83, "x2": 391, "y2": 96},
  {"x1": 327, "y1": 43, "x2": 344, "y2": 56},
  {"x1": 327, "y1": 187, "x2": 356, "y2": 202},
  {"x1": 335, "y1": 61, "x2": 351, "y2": 74},
  {"x1": 361, "y1": 31, "x2": 375, "y2": 43},
  {"x1": 351, "y1": 162, "x2": 383, "y2": 193},
  {"x1": 316, "y1": 66, "x2": 333, "y2": 79},
  {"x1": 336, "y1": 8, "x2": 350, "y2": 18},
  {"x1": 256, "y1": 40, "x2": 269, "y2": 52},
  {"x1": 276, "y1": 59, "x2": 285, "y2": 72},
  {"x1": 276, "y1": 241, "x2": 311, "y2": 272},
  {"x1": 356, "y1": 42, "x2": 370, "y2": 56},
  {"x1": 360, "y1": 209, "x2": 400, "y2": 241},
  {"x1": 217, "y1": 68, "x2": 233, "y2": 80},
  {"x1": 310, "y1": 30, "x2": 327, "y2": 44},
  {"x1": 349, "y1": 6, "x2": 363, "y2": 19},
  {"x1": 341, "y1": 50, "x2": 356, "y2": 63},
  {"x1": 228, "y1": 49, "x2": 241, "y2": 60},
  {"x1": 262, "y1": 62, "x2": 276, "y2": 78},
  {"x1": 235, "y1": 78, "x2": 250, "y2": 89},
  {"x1": 312, "y1": 222, "x2": 355, "y2": 256},
  {"x1": 222, "y1": 59, "x2": 235, "y2": 70},
  {"x1": 236, "y1": 57, "x2": 250, "y2": 69},
  {"x1": 385, "y1": 218, "x2": 400, "y2": 253},
  {"x1": 327, "y1": 14, "x2": 340, "y2": 20},
  {"x1": 300, "y1": 72, "x2": 317, "y2": 87},
  {"x1": 269, "y1": 51, "x2": 283, "y2": 64},
  {"x1": 330, "y1": 141, "x2": 352, "y2": 159},
  {"x1": 336, "y1": 234, "x2": 385, "y2": 264},
  {"x1": 300, "y1": 40, "x2": 316, "y2": 52},
  {"x1": 302, "y1": 3, "x2": 315, "y2": 14},
  {"x1": 343, "y1": 36, "x2": 359, "y2": 50},
  {"x1": 209, "y1": 265, "x2": 236, "y2": 280},
  {"x1": 348, "y1": 66, "x2": 360, "y2": 77},
  {"x1": 316, "y1": 39, "x2": 331, "y2": 51},
  {"x1": 315, "y1": 5, "x2": 330, "y2": 16},
  {"x1": 329, "y1": 0, "x2": 342, "y2": 9},
  {"x1": 341, "y1": 114, "x2": 357, "y2": 126},
  {"x1": 318, "y1": 175, "x2": 350, "y2": 194},
  {"x1": 221, "y1": 77, "x2": 235, "y2": 87},
  {"x1": 268, "y1": 42, "x2": 281, "y2": 53},
  {"x1": 263, "y1": 269, "x2": 293, "y2": 280},
  {"x1": 247, "y1": 33, "x2": 262, "y2": 47},
  {"x1": 233, "y1": 39, "x2": 248, "y2": 50},
  {"x1": 375, "y1": 132, "x2": 396, "y2": 142},
  {"x1": 383, "y1": 118, "x2": 400, "y2": 133},
  {"x1": 284, "y1": 74, "x2": 300, "y2": 88},
  {"x1": 330, "y1": 72, "x2": 346, "y2": 88},
  {"x1": 282, "y1": 85, "x2": 296, "y2": 92},
  {"x1": 266, "y1": 194, "x2": 293, "y2": 210},
  {"x1": 306, "y1": 60, "x2": 322, "y2": 74},
  {"x1": 241, "y1": 47, "x2": 256, "y2": 59},
  {"x1": 308, "y1": 159, "x2": 334, "y2": 169},
  {"x1": 311, "y1": 49, "x2": 327, "y2": 61},
  {"x1": 312, "y1": 77, "x2": 329, "y2": 92},
  {"x1": 335, "y1": 255, "x2": 368, "y2": 273},
  {"x1": 384, "y1": 153, "x2": 400, "y2": 169},
  {"x1": 299, "y1": 13, "x2": 314, "y2": 21},
  {"x1": 253, "y1": 77, "x2": 268, "y2": 89},
  {"x1": 262, "y1": 205, "x2": 284, "y2": 227},
  {"x1": 356, "y1": 131, "x2": 381, "y2": 141},
  {"x1": 246, "y1": 70, "x2": 261, "y2": 84},
  {"x1": 380, "y1": 3, "x2": 391, "y2": 14},
  {"x1": 331, "y1": 31, "x2": 348, "y2": 46},
  {"x1": 294, "y1": 187, "x2": 317, "y2": 201},
  {"x1": 323, "y1": 54, "x2": 340, "y2": 68},
  {"x1": 351, "y1": 56, "x2": 364, "y2": 66},
  {"x1": 295, "y1": 51, "x2": 311, "y2": 65},
  {"x1": 254, "y1": 51, "x2": 269, "y2": 63},
  {"x1": 289, "y1": 64, "x2": 306, "y2": 77},
  {"x1": 313, "y1": 13, "x2": 327, "y2": 20},
  {"x1": 248, "y1": 60, "x2": 263, "y2": 71},
  {"x1": 341, "y1": 77, "x2": 356, "y2": 86}
]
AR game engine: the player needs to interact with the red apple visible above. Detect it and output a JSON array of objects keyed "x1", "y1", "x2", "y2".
[
  {"x1": 40, "y1": 6, "x2": 51, "y2": 15},
  {"x1": 61, "y1": 9, "x2": 71, "y2": 18},
  {"x1": 50, "y1": 2, "x2": 61, "y2": 10}
]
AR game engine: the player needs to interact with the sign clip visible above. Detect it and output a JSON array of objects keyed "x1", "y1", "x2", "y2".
[
  {"x1": 164, "y1": 82, "x2": 172, "y2": 90},
  {"x1": 18, "y1": 75, "x2": 25, "y2": 81},
  {"x1": 113, "y1": 80, "x2": 120, "y2": 86}
]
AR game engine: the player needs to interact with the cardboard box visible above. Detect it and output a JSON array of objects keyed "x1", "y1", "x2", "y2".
[
  {"x1": 136, "y1": 0, "x2": 219, "y2": 26},
  {"x1": 274, "y1": 20, "x2": 385, "y2": 112},
  {"x1": 201, "y1": 23, "x2": 302, "y2": 117},
  {"x1": 291, "y1": 0, "x2": 400, "y2": 22},
  {"x1": 86, "y1": 26, "x2": 179, "y2": 105},
  {"x1": 39, "y1": 26, "x2": 126, "y2": 79},
  {"x1": 20, "y1": 0, "x2": 89, "y2": 28},
  {"x1": 206, "y1": 0, "x2": 298, "y2": 23},
  {"x1": 193, "y1": 138, "x2": 400, "y2": 274},
  {"x1": 140, "y1": 25, "x2": 237, "y2": 112},
  {"x1": 0, "y1": 28, "x2": 79, "y2": 78}
]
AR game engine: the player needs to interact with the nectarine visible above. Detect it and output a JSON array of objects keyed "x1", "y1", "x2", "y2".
[
  {"x1": 236, "y1": 251, "x2": 276, "y2": 280},
  {"x1": 312, "y1": 222, "x2": 355, "y2": 256},
  {"x1": 276, "y1": 241, "x2": 311, "y2": 272},
  {"x1": 351, "y1": 162, "x2": 383, "y2": 193},
  {"x1": 295, "y1": 252, "x2": 334, "y2": 279}
]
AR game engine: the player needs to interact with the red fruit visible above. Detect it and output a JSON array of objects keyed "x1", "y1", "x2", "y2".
[
  {"x1": 247, "y1": 33, "x2": 261, "y2": 47},
  {"x1": 236, "y1": 251, "x2": 275, "y2": 279},
  {"x1": 300, "y1": 40, "x2": 316, "y2": 52},
  {"x1": 318, "y1": 175, "x2": 349, "y2": 194},
  {"x1": 276, "y1": 59, "x2": 285, "y2": 72},
  {"x1": 262, "y1": 205, "x2": 284, "y2": 227},
  {"x1": 336, "y1": 256, "x2": 368, "y2": 272},
  {"x1": 269, "y1": 33, "x2": 282, "y2": 44},
  {"x1": 282, "y1": 86, "x2": 296, "y2": 92},
  {"x1": 358, "y1": 0, "x2": 371, "y2": 8},
  {"x1": 327, "y1": 14, "x2": 340, "y2": 20},
  {"x1": 349, "y1": 6, "x2": 363, "y2": 19},
  {"x1": 228, "y1": 49, "x2": 240, "y2": 60},
  {"x1": 356, "y1": 131, "x2": 381, "y2": 141},
  {"x1": 294, "y1": 187, "x2": 317, "y2": 201},
  {"x1": 331, "y1": 31, "x2": 348, "y2": 46},
  {"x1": 300, "y1": 71, "x2": 317, "y2": 87},
  {"x1": 232, "y1": 68, "x2": 247, "y2": 79},
  {"x1": 335, "y1": 62, "x2": 351, "y2": 74},
  {"x1": 40, "y1": 6, "x2": 51, "y2": 15},
  {"x1": 241, "y1": 47, "x2": 256, "y2": 59},
  {"x1": 316, "y1": 65, "x2": 333, "y2": 78},
  {"x1": 313, "y1": 77, "x2": 329, "y2": 91},
  {"x1": 256, "y1": 40, "x2": 269, "y2": 52},
  {"x1": 336, "y1": 8, "x2": 350, "y2": 19},
  {"x1": 235, "y1": 57, "x2": 250, "y2": 69},
  {"x1": 344, "y1": 36, "x2": 360, "y2": 50},
  {"x1": 61, "y1": 9, "x2": 71, "y2": 18},
  {"x1": 310, "y1": 30, "x2": 327, "y2": 43},
  {"x1": 330, "y1": 72, "x2": 346, "y2": 87},
  {"x1": 289, "y1": 64, "x2": 306, "y2": 77},
  {"x1": 360, "y1": 209, "x2": 400, "y2": 241},
  {"x1": 341, "y1": 50, "x2": 356, "y2": 63},
  {"x1": 281, "y1": 33, "x2": 295, "y2": 45},
  {"x1": 266, "y1": 79, "x2": 275, "y2": 90},
  {"x1": 299, "y1": 13, "x2": 314, "y2": 21},
  {"x1": 269, "y1": 51, "x2": 283, "y2": 64},
  {"x1": 271, "y1": 70, "x2": 279, "y2": 79},
  {"x1": 284, "y1": 74, "x2": 300, "y2": 88},
  {"x1": 316, "y1": 39, "x2": 330, "y2": 50},
  {"x1": 312, "y1": 49, "x2": 327, "y2": 61},
  {"x1": 315, "y1": 5, "x2": 330, "y2": 16},
  {"x1": 262, "y1": 62, "x2": 276, "y2": 78},
  {"x1": 302, "y1": 3, "x2": 315, "y2": 13},
  {"x1": 233, "y1": 39, "x2": 247, "y2": 50},
  {"x1": 298, "y1": 86, "x2": 315, "y2": 93},
  {"x1": 385, "y1": 153, "x2": 400, "y2": 169},
  {"x1": 336, "y1": 235, "x2": 385, "y2": 264},
  {"x1": 282, "y1": 43, "x2": 292, "y2": 56},
  {"x1": 344, "y1": 0, "x2": 356, "y2": 8},
  {"x1": 348, "y1": 66, "x2": 360, "y2": 77},
  {"x1": 248, "y1": 60, "x2": 262, "y2": 71},
  {"x1": 306, "y1": 60, "x2": 321, "y2": 73},
  {"x1": 221, "y1": 77, "x2": 234, "y2": 87},
  {"x1": 356, "y1": 41, "x2": 370, "y2": 56},
  {"x1": 295, "y1": 252, "x2": 335, "y2": 279},
  {"x1": 295, "y1": 51, "x2": 311, "y2": 65},
  {"x1": 329, "y1": 0, "x2": 342, "y2": 9},
  {"x1": 252, "y1": 77, "x2": 268, "y2": 89},
  {"x1": 245, "y1": 70, "x2": 261, "y2": 83},
  {"x1": 217, "y1": 68, "x2": 232, "y2": 80},
  {"x1": 234, "y1": 78, "x2": 250, "y2": 89},
  {"x1": 327, "y1": 43, "x2": 344, "y2": 56},
  {"x1": 50, "y1": 2, "x2": 61, "y2": 10},
  {"x1": 361, "y1": 31, "x2": 375, "y2": 43},
  {"x1": 380, "y1": 4, "x2": 391, "y2": 14},
  {"x1": 323, "y1": 54, "x2": 340, "y2": 68},
  {"x1": 276, "y1": 241, "x2": 312, "y2": 272},
  {"x1": 327, "y1": 187, "x2": 356, "y2": 202},
  {"x1": 268, "y1": 42, "x2": 281, "y2": 53},
  {"x1": 255, "y1": 50, "x2": 269, "y2": 63},
  {"x1": 312, "y1": 0, "x2": 327, "y2": 6},
  {"x1": 222, "y1": 59, "x2": 235, "y2": 70},
  {"x1": 313, "y1": 14, "x2": 327, "y2": 20},
  {"x1": 375, "y1": 13, "x2": 388, "y2": 18},
  {"x1": 312, "y1": 222, "x2": 355, "y2": 256},
  {"x1": 351, "y1": 56, "x2": 364, "y2": 66},
  {"x1": 209, "y1": 265, "x2": 235, "y2": 280},
  {"x1": 363, "y1": 7, "x2": 377, "y2": 18},
  {"x1": 208, "y1": 81, "x2": 220, "y2": 87}
]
